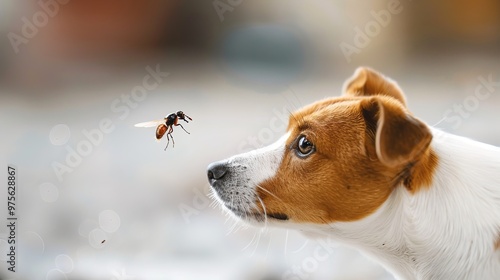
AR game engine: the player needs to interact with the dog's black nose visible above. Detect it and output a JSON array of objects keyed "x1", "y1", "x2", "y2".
[{"x1": 207, "y1": 161, "x2": 228, "y2": 186}]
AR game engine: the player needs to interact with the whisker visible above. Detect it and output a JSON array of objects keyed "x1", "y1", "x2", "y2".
[
  {"x1": 233, "y1": 222, "x2": 245, "y2": 234},
  {"x1": 430, "y1": 116, "x2": 448, "y2": 128},
  {"x1": 226, "y1": 206, "x2": 246, "y2": 235},
  {"x1": 209, "y1": 200, "x2": 218, "y2": 209},
  {"x1": 256, "y1": 195, "x2": 268, "y2": 229},
  {"x1": 241, "y1": 231, "x2": 258, "y2": 252},
  {"x1": 249, "y1": 230, "x2": 262, "y2": 257},
  {"x1": 287, "y1": 86, "x2": 303, "y2": 110},
  {"x1": 319, "y1": 216, "x2": 338, "y2": 237},
  {"x1": 292, "y1": 239, "x2": 309, "y2": 254},
  {"x1": 287, "y1": 108, "x2": 300, "y2": 126},
  {"x1": 264, "y1": 231, "x2": 273, "y2": 260},
  {"x1": 238, "y1": 223, "x2": 249, "y2": 232},
  {"x1": 227, "y1": 219, "x2": 238, "y2": 235},
  {"x1": 256, "y1": 185, "x2": 285, "y2": 204},
  {"x1": 224, "y1": 213, "x2": 234, "y2": 226},
  {"x1": 284, "y1": 230, "x2": 289, "y2": 259}
]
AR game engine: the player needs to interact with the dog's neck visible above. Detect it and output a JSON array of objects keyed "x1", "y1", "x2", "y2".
[{"x1": 306, "y1": 129, "x2": 500, "y2": 279}]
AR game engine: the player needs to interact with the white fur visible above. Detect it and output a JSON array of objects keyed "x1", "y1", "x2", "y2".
[{"x1": 228, "y1": 132, "x2": 290, "y2": 186}]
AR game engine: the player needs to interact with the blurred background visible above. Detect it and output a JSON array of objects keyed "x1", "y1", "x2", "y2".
[{"x1": 0, "y1": 0, "x2": 499, "y2": 279}]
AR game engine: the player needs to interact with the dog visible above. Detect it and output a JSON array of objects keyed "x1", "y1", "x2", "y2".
[{"x1": 207, "y1": 67, "x2": 500, "y2": 279}]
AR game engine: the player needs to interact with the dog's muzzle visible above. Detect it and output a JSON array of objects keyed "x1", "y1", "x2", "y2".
[{"x1": 207, "y1": 160, "x2": 289, "y2": 222}]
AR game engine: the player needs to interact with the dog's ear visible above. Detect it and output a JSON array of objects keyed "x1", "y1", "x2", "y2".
[
  {"x1": 360, "y1": 97, "x2": 432, "y2": 167},
  {"x1": 344, "y1": 67, "x2": 407, "y2": 107}
]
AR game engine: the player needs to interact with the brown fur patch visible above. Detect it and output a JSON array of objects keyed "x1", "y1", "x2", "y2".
[
  {"x1": 343, "y1": 67, "x2": 407, "y2": 106},
  {"x1": 256, "y1": 96, "x2": 438, "y2": 224},
  {"x1": 404, "y1": 149, "x2": 439, "y2": 194},
  {"x1": 495, "y1": 235, "x2": 500, "y2": 251}
]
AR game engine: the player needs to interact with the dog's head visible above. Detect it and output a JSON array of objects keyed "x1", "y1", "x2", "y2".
[{"x1": 207, "y1": 67, "x2": 436, "y2": 226}]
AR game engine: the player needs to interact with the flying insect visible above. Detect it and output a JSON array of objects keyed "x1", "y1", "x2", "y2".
[{"x1": 135, "y1": 111, "x2": 192, "y2": 150}]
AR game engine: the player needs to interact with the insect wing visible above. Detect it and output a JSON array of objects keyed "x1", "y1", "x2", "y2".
[
  {"x1": 134, "y1": 120, "x2": 164, "y2": 128},
  {"x1": 156, "y1": 124, "x2": 168, "y2": 140}
]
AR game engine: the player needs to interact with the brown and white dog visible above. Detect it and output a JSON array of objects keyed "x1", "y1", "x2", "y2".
[{"x1": 207, "y1": 67, "x2": 500, "y2": 279}]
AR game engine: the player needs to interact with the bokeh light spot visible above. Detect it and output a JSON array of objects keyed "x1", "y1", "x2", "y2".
[
  {"x1": 49, "y1": 124, "x2": 71, "y2": 146},
  {"x1": 99, "y1": 210, "x2": 121, "y2": 233}
]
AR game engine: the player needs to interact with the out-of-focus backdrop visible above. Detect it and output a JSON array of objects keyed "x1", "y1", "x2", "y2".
[{"x1": 0, "y1": 0, "x2": 499, "y2": 279}]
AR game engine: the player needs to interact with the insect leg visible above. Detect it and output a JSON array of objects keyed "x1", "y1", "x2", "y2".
[
  {"x1": 174, "y1": 123, "x2": 190, "y2": 134},
  {"x1": 164, "y1": 134, "x2": 170, "y2": 151},
  {"x1": 166, "y1": 134, "x2": 175, "y2": 149}
]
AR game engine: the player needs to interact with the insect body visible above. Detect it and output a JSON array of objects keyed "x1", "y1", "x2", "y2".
[{"x1": 135, "y1": 111, "x2": 192, "y2": 150}]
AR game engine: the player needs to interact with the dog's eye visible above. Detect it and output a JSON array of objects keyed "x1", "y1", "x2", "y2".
[{"x1": 296, "y1": 135, "x2": 315, "y2": 158}]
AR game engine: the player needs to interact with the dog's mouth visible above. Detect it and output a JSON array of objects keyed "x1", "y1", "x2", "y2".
[
  {"x1": 266, "y1": 212, "x2": 289, "y2": 221},
  {"x1": 225, "y1": 205, "x2": 289, "y2": 222}
]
